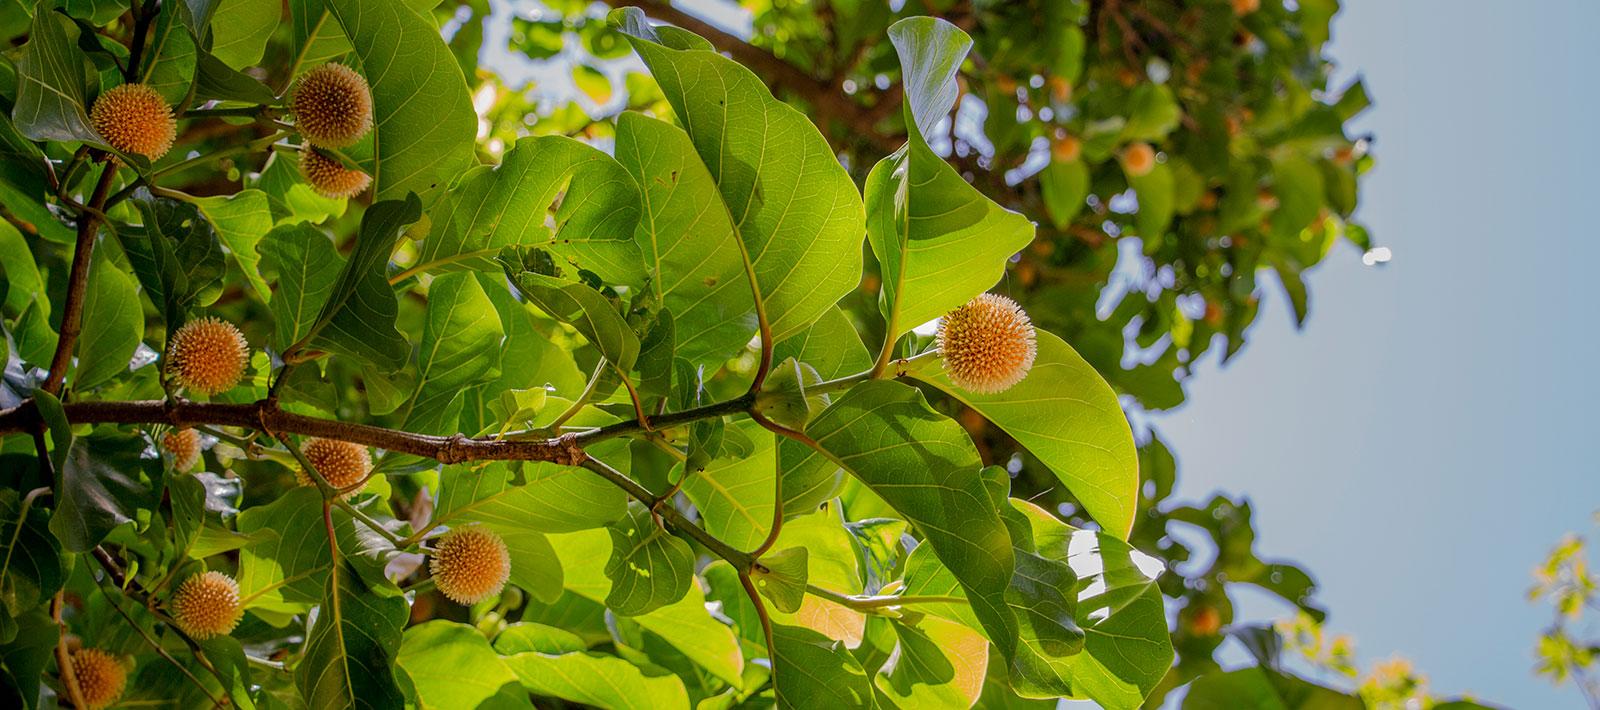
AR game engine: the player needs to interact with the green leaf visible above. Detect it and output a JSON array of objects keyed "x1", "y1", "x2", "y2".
[
  {"x1": 1039, "y1": 158, "x2": 1090, "y2": 229},
  {"x1": 1182, "y1": 666, "x2": 1362, "y2": 710},
  {"x1": 614, "y1": 111, "x2": 755, "y2": 367},
  {"x1": 296, "y1": 563, "x2": 408, "y2": 710},
  {"x1": 549, "y1": 528, "x2": 745, "y2": 686},
  {"x1": 192, "y1": 48, "x2": 278, "y2": 105},
  {"x1": 501, "y1": 265, "x2": 639, "y2": 372},
  {"x1": 72, "y1": 255, "x2": 142, "y2": 390},
  {"x1": 258, "y1": 224, "x2": 341, "y2": 353},
  {"x1": 0, "y1": 221, "x2": 45, "y2": 318},
  {"x1": 1017, "y1": 500, "x2": 1171, "y2": 708},
  {"x1": 493, "y1": 526, "x2": 563, "y2": 605},
  {"x1": 325, "y1": 0, "x2": 477, "y2": 200},
  {"x1": 395, "y1": 272, "x2": 504, "y2": 437},
  {"x1": 770, "y1": 623, "x2": 875, "y2": 710},
  {"x1": 679, "y1": 420, "x2": 774, "y2": 553},
  {"x1": 604, "y1": 502, "x2": 693, "y2": 616},
  {"x1": 235, "y1": 487, "x2": 397, "y2": 610},
  {"x1": 877, "y1": 615, "x2": 989, "y2": 709},
  {"x1": 764, "y1": 506, "x2": 866, "y2": 644},
  {"x1": 869, "y1": 17, "x2": 1033, "y2": 338},
  {"x1": 416, "y1": 135, "x2": 645, "y2": 288},
  {"x1": 292, "y1": 194, "x2": 421, "y2": 371},
  {"x1": 289, "y1": 0, "x2": 350, "y2": 74},
  {"x1": 1129, "y1": 161, "x2": 1175, "y2": 237},
  {"x1": 140, "y1": 8, "x2": 198, "y2": 107},
  {"x1": 208, "y1": 0, "x2": 280, "y2": 69},
  {"x1": 753, "y1": 546, "x2": 807, "y2": 614},
  {"x1": 12, "y1": 4, "x2": 101, "y2": 145},
  {"x1": 772, "y1": 306, "x2": 871, "y2": 515},
  {"x1": 192, "y1": 190, "x2": 274, "y2": 303},
  {"x1": 805, "y1": 380, "x2": 1020, "y2": 658},
  {"x1": 397, "y1": 621, "x2": 528, "y2": 710},
  {"x1": 612, "y1": 8, "x2": 867, "y2": 341},
  {"x1": 499, "y1": 648, "x2": 689, "y2": 710},
  {"x1": 913, "y1": 330, "x2": 1139, "y2": 539},
  {"x1": 125, "y1": 191, "x2": 228, "y2": 330},
  {"x1": 0, "y1": 489, "x2": 63, "y2": 615},
  {"x1": 0, "y1": 609, "x2": 54, "y2": 710},
  {"x1": 49, "y1": 431, "x2": 152, "y2": 552},
  {"x1": 434, "y1": 459, "x2": 626, "y2": 534},
  {"x1": 1121, "y1": 84, "x2": 1180, "y2": 142}
]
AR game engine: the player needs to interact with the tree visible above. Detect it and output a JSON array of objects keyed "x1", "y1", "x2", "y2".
[{"x1": 0, "y1": 0, "x2": 1379, "y2": 708}]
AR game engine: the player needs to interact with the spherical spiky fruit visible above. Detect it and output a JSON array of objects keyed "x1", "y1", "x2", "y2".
[
  {"x1": 430, "y1": 526, "x2": 511, "y2": 606},
  {"x1": 162, "y1": 428, "x2": 201, "y2": 472},
  {"x1": 1121, "y1": 142, "x2": 1157, "y2": 177},
  {"x1": 90, "y1": 83, "x2": 175, "y2": 159},
  {"x1": 291, "y1": 63, "x2": 373, "y2": 149},
  {"x1": 69, "y1": 648, "x2": 127, "y2": 710},
  {"x1": 295, "y1": 438, "x2": 371, "y2": 497},
  {"x1": 1232, "y1": 0, "x2": 1260, "y2": 15},
  {"x1": 1050, "y1": 135, "x2": 1081, "y2": 163},
  {"x1": 298, "y1": 146, "x2": 371, "y2": 199},
  {"x1": 166, "y1": 317, "x2": 249, "y2": 396},
  {"x1": 170, "y1": 571, "x2": 242, "y2": 640},
  {"x1": 936, "y1": 293, "x2": 1037, "y2": 394}
]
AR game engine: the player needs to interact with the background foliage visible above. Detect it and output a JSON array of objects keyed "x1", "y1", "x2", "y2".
[{"x1": 0, "y1": 0, "x2": 1497, "y2": 708}]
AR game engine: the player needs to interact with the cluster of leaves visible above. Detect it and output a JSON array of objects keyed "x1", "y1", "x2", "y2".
[
  {"x1": 1529, "y1": 515, "x2": 1600, "y2": 708},
  {"x1": 0, "y1": 1, "x2": 1250, "y2": 708},
  {"x1": 455, "y1": 1, "x2": 1379, "y2": 699}
]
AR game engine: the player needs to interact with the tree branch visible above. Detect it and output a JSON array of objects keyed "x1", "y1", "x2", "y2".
[{"x1": 42, "y1": 163, "x2": 118, "y2": 395}]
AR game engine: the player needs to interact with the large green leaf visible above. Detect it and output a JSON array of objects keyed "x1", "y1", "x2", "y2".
[
  {"x1": 868, "y1": 17, "x2": 1033, "y2": 339},
  {"x1": 433, "y1": 459, "x2": 626, "y2": 534},
  {"x1": 140, "y1": 7, "x2": 198, "y2": 107},
  {"x1": 12, "y1": 3, "x2": 101, "y2": 146},
  {"x1": 770, "y1": 623, "x2": 874, "y2": 710},
  {"x1": 395, "y1": 272, "x2": 504, "y2": 436},
  {"x1": 72, "y1": 255, "x2": 142, "y2": 390},
  {"x1": 414, "y1": 136, "x2": 645, "y2": 288},
  {"x1": 680, "y1": 420, "x2": 773, "y2": 553},
  {"x1": 292, "y1": 195, "x2": 420, "y2": 371},
  {"x1": 258, "y1": 223, "x2": 341, "y2": 353},
  {"x1": 48, "y1": 431, "x2": 152, "y2": 552},
  {"x1": 614, "y1": 111, "x2": 755, "y2": 366},
  {"x1": 1182, "y1": 666, "x2": 1362, "y2": 710},
  {"x1": 296, "y1": 563, "x2": 408, "y2": 710},
  {"x1": 208, "y1": 0, "x2": 280, "y2": 69},
  {"x1": 771, "y1": 306, "x2": 872, "y2": 515},
  {"x1": 604, "y1": 502, "x2": 693, "y2": 616},
  {"x1": 289, "y1": 0, "x2": 350, "y2": 75},
  {"x1": 499, "y1": 648, "x2": 689, "y2": 710},
  {"x1": 1018, "y1": 500, "x2": 1171, "y2": 708},
  {"x1": 914, "y1": 330, "x2": 1139, "y2": 538},
  {"x1": 325, "y1": 0, "x2": 476, "y2": 200},
  {"x1": 502, "y1": 266, "x2": 639, "y2": 372},
  {"x1": 397, "y1": 621, "x2": 528, "y2": 710},
  {"x1": 0, "y1": 490, "x2": 63, "y2": 616},
  {"x1": 612, "y1": 8, "x2": 866, "y2": 341},
  {"x1": 192, "y1": 190, "x2": 274, "y2": 303},
  {"x1": 549, "y1": 528, "x2": 745, "y2": 686},
  {"x1": 877, "y1": 615, "x2": 989, "y2": 709},
  {"x1": 235, "y1": 488, "x2": 331, "y2": 608},
  {"x1": 125, "y1": 192, "x2": 228, "y2": 330},
  {"x1": 805, "y1": 380, "x2": 1019, "y2": 662}
]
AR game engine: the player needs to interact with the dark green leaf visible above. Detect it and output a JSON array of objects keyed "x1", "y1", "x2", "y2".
[
  {"x1": 258, "y1": 223, "x2": 341, "y2": 353},
  {"x1": 0, "y1": 489, "x2": 62, "y2": 615},
  {"x1": 49, "y1": 431, "x2": 152, "y2": 552},
  {"x1": 72, "y1": 255, "x2": 142, "y2": 390},
  {"x1": 292, "y1": 194, "x2": 420, "y2": 371},
  {"x1": 12, "y1": 4, "x2": 101, "y2": 145},
  {"x1": 502, "y1": 264, "x2": 639, "y2": 372},
  {"x1": 296, "y1": 563, "x2": 408, "y2": 710},
  {"x1": 771, "y1": 623, "x2": 875, "y2": 710}
]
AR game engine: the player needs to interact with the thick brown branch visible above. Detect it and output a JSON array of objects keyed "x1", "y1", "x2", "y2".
[
  {"x1": 42, "y1": 163, "x2": 118, "y2": 396},
  {"x1": 601, "y1": 0, "x2": 899, "y2": 151},
  {"x1": 0, "y1": 399, "x2": 587, "y2": 466}
]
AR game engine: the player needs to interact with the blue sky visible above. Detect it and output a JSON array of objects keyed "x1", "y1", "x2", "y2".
[{"x1": 1159, "y1": 1, "x2": 1600, "y2": 705}]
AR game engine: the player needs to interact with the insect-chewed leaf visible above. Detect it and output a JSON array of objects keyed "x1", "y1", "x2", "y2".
[
  {"x1": 603, "y1": 502, "x2": 692, "y2": 617},
  {"x1": 867, "y1": 17, "x2": 1033, "y2": 339},
  {"x1": 610, "y1": 7, "x2": 866, "y2": 342}
]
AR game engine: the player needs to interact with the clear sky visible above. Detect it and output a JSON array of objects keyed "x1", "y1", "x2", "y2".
[{"x1": 1158, "y1": 1, "x2": 1600, "y2": 706}]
